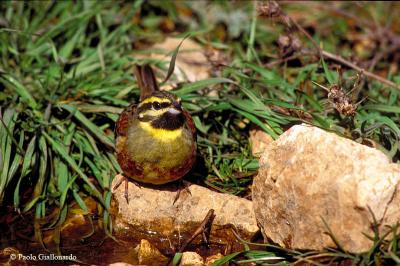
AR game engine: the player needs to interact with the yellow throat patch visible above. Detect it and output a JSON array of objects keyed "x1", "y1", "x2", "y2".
[{"x1": 139, "y1": 121, "x2": 182, "y2": 141}]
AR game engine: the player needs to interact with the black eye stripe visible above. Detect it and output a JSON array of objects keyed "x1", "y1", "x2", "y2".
[
  {"x1": 152, "y1": 102, "x2": 170, "y2": 110},
  {"x1": 153, "y1": 102, "x2": 161, "y2": 109},
  {"x1": 138, "y1": 101, "x2": 171, "y2": 114},
  {"x1": 138, "y1": 103, "x2": 153, "y2": 112}
]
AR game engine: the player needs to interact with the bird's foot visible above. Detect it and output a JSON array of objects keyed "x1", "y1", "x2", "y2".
[
  {"x1": 173, "y1": 179, "x2": 192, "y2": 205},
  {"x1": 113, "y1": 173, "x2": 130, "y2": 204}
]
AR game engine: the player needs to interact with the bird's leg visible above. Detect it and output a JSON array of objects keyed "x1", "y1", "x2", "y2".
[
  {"x1": 173, "y1": 179, "x2": 192, "y2": 205},
  {"x1": 113, "y1": 173, "x2": 130, "y2": 204}
]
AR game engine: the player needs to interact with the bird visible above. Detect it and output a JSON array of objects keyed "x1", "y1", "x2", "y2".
[{"x1": 114, "y1": 64, "x2": 197, "y2": 202}]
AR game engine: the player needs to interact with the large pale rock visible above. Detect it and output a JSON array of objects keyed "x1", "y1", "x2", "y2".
[
  {"x1": 252, "y1": 124, "x2": 400, "y2": 253},
  {"x1": 112, "y1": 181, "x2": 258, "y2": 243},
  {"x1": 249, "y1": 126, "x2": 274, "y2": 157}
]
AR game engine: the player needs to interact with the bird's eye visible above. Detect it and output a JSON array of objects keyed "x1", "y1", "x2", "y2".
[{"x1": 152, "y1": 102, "x2": 161, "y2": 110}]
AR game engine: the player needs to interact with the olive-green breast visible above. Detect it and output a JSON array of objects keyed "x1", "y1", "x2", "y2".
[{"x1": 123, "y1": 120, "x2": 195, "y2": 184}]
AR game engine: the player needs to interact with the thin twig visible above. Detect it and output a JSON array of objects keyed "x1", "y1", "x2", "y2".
[
  {"x1": 293, "y1": 253, "x2": 341, "y2": 266},
  {"x1": 288, "y1": 14, "x2": 323, "y2": 58},
  {"x1": 168, "y1": 209, "x2": 215, "y2": 265},
  {"x1": 268, "y1": 1, "x2": 400, "y2": 90},
  {"x1": 316, "y1": 2, "x2": 400, "y2": 44},
  {"x1": 321, "y1": 50, "x2": 400, "y2": 90},
  {"x1": 264, "y1": 53, "x2": 303, "y2": 68},
  {"x1": 177, "y1": 209, "x2": 215, "y2": 253}
]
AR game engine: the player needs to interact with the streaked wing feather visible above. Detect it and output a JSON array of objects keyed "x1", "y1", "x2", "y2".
[
  {"x1": 183, "y1": 109, "x2": 196, "y2": 139},
  {"x1": 115, "y1": 104, "x2": 136, "y2": 137}
]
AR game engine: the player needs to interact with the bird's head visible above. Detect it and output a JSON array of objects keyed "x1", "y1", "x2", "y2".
[{"x1": 137, "y1": 91, "x2": 185, "y2": 130}]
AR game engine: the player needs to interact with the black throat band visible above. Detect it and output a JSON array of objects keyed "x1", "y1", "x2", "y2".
[{"x1": 151, "y1": 112, "x2": 185, "y2": 130}]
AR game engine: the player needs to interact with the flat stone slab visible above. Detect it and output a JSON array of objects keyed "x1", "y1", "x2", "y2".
[{"x1": 112, "y1": 179, "x2": 259, "y2": 243}]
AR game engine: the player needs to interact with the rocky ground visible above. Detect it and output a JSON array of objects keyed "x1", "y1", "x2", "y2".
[{"x1": 109, "y1": 124, "x2": 400, "y2": 265}]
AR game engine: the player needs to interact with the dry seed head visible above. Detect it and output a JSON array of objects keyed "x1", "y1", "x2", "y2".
[{"x1": 313, "y1": 81, "x2": 358, "y2": 117}]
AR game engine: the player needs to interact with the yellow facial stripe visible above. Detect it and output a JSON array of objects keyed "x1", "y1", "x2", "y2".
[
  {"x1": 139, "y1": 96, "x2": 171, "y2": 106},
  {"x1": 139, "y1": 121, "x2": 182, "y2": 141}
]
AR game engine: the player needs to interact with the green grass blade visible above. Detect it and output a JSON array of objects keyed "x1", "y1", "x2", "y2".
[
  {"x1": 246, "y1": 2, "x2": 257, "y2": 61},
  {"x1": 72, "y1": 190, "x2": 89, "y2": 213},
  {"x1": 362, "y1": 104, "x2": 400, "y2": 114},
  {"x1": 57, "y1": 104, "x2": 115, "y2": 149},
  {"x1": 14, "y1": 135, "x2": 37, "y2": 210},
  {"x1": 24, "y1": 135, "x2": 48, "y2": 212},
  {"x1": 0, "y1": 108, "x2": 18, "y2": 204},
  {"x1": 160, "y1": 34, "x2": 190, "y2": 85},
  {"x1": 233, "y1": 108, "x2": 278, "y2": 139},
  {"x1": 0, "y1": 75, "x2": 38, "y2": 109},
  {"x1": 212, "y1": 251, "x2": 242, "y2": 266},
  {"x1": 175, "y1": 78, "x2": 236, "y2": 96},
  {"x1": 321, "y1": 57, "x2": 335, "y2": 85},
  {"x1": 171, "y1": 252, "x2": 183, "y2": 266},
  {"x1": 6, "y1": 131, "x2": 24, "y2": 191},
  {"x1": 42, "y1": 131, "x2": 106, "y2": 208}
]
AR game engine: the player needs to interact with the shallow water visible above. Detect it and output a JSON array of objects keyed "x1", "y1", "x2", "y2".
[{"x1": 0, "y1": 210, "x2": 248, "y2": 265}]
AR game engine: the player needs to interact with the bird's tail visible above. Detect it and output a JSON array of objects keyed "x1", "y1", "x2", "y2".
[{"x1": 134, "y1": 64, "x2": 159, "y2": 101}]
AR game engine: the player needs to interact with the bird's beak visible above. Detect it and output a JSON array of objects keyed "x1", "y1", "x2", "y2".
[{"x1": 168, "y1": 101, "x2": 182, "y2": 114}]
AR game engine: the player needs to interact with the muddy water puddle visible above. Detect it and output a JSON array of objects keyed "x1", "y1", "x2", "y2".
[{"x1": 1, "y1": 218, "x2": 247, "y2": 265}]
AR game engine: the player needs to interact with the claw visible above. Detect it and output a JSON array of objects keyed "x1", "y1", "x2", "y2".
[
  {"x1": 113, "y1": 174, "x2": 124, "y2": 190},
  {"x1": 113, "y1": 174, "x2": 130, "y2": 204},
  {"x1": 124, "y1": 179, "x2": 129, "y2": 204}
]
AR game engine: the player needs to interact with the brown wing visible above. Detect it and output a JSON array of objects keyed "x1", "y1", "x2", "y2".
[
  {"x1": 134, "y1": 64, "x2": 159, "y2": 101},
  {"x1": 183, "y1": 109, "x2": 196, "y2": 139},
  {"x1": 115, "y1": 104, "x2": 136, "y2": 137},
  {"x1": 115, "y1": 104, "x2": 145, "y2": 178}
]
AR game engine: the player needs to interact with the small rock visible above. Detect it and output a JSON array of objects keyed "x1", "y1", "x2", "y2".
[
  {"x1": 179, "y1": 252, "x2": 204, "y2": 266},
  {"x1": 112, "y1": 182, "x2": 258, "y2": 244},
  {"x1": 135, "y1": 239, "x2": 168, "y2": 266},
  {"x1": 249, "y1": 127, "x2": 274, "y2": 157},
  {"x1": 0, "y1": 247, "x2": 19, "y2": 258},
  {"x1": 0, "y1": 247, "x2": 27, "y2": 266},
  {"x1": 252, "y1": 124, "x2": 400, "y2": 253},
  {"x1": 205, "y1": 253, "x2": 223, "y2": 266}
]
